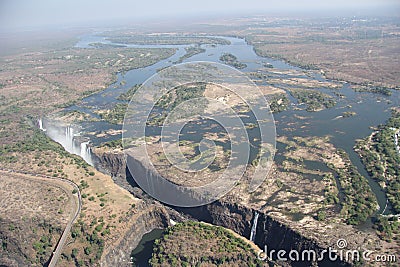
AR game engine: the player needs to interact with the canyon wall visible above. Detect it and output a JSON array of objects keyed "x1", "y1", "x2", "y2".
[
  {"x1": 96, "y1": 150, "x2": 351, "y2": 267},
  {"x1": 100, "y1": 205, "x2": 169, "y2": 267},
  {"x1": 92, "y1": 149, "x2": 126, "y2": 179}
]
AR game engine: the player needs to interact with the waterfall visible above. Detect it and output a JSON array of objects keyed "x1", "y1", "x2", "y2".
[
  {"x1": 38, "y1": 118, "x2": 46, "y2": 131},
  {"x1": 87, "y1": 144, "x2": 92, "y2": 160},
  {"x1": 80, "y1": 141, "x2": 88, "y2": 159},
  {"x1": 64, "y1": 126, "x2": 94, "y2": 166},
  {"x1": 249, "y1": 211, "x2": 259, "y2": 242},
  {"x1": 44, "y1": 122, "x2": 93, "y2": 166},
  {"x1": 65, "y1": 126, "x2": 75, "y2": 152},
  {"x1": 80, "y1": 141, "x2": 93, "y2": 166}
]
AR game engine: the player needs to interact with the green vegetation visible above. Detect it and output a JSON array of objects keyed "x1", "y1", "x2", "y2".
[
  {"x1": 79, "y1": 180, "x2": 89, "y2": 190},
  {"x1": 105, "y1": 35, "x2": 230, "y2": 45},
  {"x1": 0, "y1": 123, "x2": 95, "y2": 174},
  {"x1": 88, "y1": 43, "x2": 127, "y2": 48},
  {"x1": 99, "y1": 139, "x2": 123, "y2": 149},
  {"x1": 76, "y1": 47, "x2": 176, "y2": 73},
  {"x1": 289, "y1": 88, "x2": 336, "y2": 112},
  {"x1": 59, "y1": 110, "x2": 97, "y2": 122},
  {"x1": 99, "y1": 103, "x2": 128, "y2": 124},
  {"x1": 63, "y1": 219, "x2": 105, "y2": 266},
  {"x1": 149, "y1": 221, "x2": 263, "y2": 267},
  {"x1": 342, "y1": 111, "x2": 356, "y2": 118},
  {"x1": 354, "y1": 86, "x2": 393, "y2": 96},
  {"x1": 174, "y1": 46, "x2": 206, "y2": 64},
  {"x1": 54, "y1": 99, "x2": 79, "y2": 109},
  {"x1": 328, "y1": 149, "x2": 377, "y2": 225},
  {"x1": 316, "y1": 210, "x2": 327, "y2": 221},
  {"x1": 159, "y1": 83, "x2": 206, "y2": 110},
  {"x1": 323, "y1": 173, "x2": 340, "y2": 206},
  {"x1": 268, "y1": 93, "x2": 290, "y2": 113},
  {"x1": 148, "y1": 82, "x2": 207, "y2": 126},
  {"x1": 0, "y1": 127, "x2": 70, "y2": 158},
  {"x1": 219, "y1": 53, "x2": 247, "y2": 69},
  {"x1": 373, "y1": 215, "x2": 400, "y2": 242},
  {"x1": 1, "y1": 219, "x2": 62, "y2": 266},
  {"x1": 249, "y1": 44, "x2": 319, "y2": 70},
  {"x1": 116, "y1": 84, "x2": 141, "y2": 101},
  {"x1": 356, "y1": 110, "x2": 400, "y2": 213},
  {"x1": 31, "y1": 222, "x2": 62, "y2": 265}
]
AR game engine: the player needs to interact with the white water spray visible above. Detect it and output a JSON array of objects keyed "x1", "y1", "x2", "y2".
[
  {"x1": 65, "y1": 126, "x2": 75, "y2": 152},
  {"x1": 38, "y1": 118, "x2": 46, "y2": 131},
  {"x1": 43, "y1": 121, "x2": 94, "y2": 166},
  {"x1": 250, "y1": 211, "x2": 259, "y2": 243},
  {"x1": 80, "y1": 141, "x2": 93, "y2": 166}
]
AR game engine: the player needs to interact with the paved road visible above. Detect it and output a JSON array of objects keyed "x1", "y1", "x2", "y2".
[{"x1": 0, "y1": 168, "x2": 82, "y2": 267}]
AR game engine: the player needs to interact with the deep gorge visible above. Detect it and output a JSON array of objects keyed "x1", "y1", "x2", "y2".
[{"x1": 94, "y1": 150, "x2": 351, "y2": 267}]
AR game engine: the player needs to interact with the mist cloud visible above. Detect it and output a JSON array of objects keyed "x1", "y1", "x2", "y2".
[{"x1": 1, "y1": 0, "x2": 399, "y2": 31}]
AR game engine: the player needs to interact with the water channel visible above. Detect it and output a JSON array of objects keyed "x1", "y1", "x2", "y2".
[{"x1": 43, "y1": 33, "x2": 398, "y2": 214}]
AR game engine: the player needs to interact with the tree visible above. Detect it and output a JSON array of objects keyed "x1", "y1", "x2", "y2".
[{"x1": 317, "y1": 210, "x2": 326, "y2": 221}]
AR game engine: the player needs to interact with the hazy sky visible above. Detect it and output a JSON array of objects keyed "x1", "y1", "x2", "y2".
[{"x1": 1, "y1": 0, "x2": 399, "y2": 31}]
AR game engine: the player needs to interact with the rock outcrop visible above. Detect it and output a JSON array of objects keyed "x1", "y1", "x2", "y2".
[
  {"x1": 92, "y1": 148, "x2": 126, "y2": 179},
  {"x1": 100, "y1": 204, "x2": 170, "y2": 267}
]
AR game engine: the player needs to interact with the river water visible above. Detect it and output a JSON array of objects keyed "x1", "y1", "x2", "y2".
[
  {"x1": 130, "y1": 229, "x2": 164, "y2": 267},
  {"x1": 44, "y1": 34, "x2": 399, "y2": 216}
]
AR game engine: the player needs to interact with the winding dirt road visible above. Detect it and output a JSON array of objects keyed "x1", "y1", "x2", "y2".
[{"x1": 0, "y1": 168, "x2": 81, "y2": 267}]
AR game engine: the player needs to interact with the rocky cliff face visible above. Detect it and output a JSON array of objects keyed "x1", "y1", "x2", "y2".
[
  {"x1": 0, "y1": 226, "x2": 27, "y2": 267},
  {"x1": 178, "y1": 202, "x2": 350, "y2": 267},
  {"x1": 95, "y1": 150, "x2": 351, "y2": 267},
  {"x1": 92, "y1": 148, "x2": 143, "y2": 197},
  {"x1": 92, "y1": 148, "x2": 126, "y2": 179},
  {"x1": 100, "y1": 204, "x2": 170, "y2": 267}
]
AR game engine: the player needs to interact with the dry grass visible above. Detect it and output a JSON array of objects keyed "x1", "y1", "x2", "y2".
[
  {"x1": 0, "y1": 171, "x2": 74, "y2": 265},
  {"x1": 0, "y1": 171, "x2": 73, "y2": 228},
  {"x1": 247, "y1": 22, "x2": 400, "y2": 88},
  {"x1": 0, "y1": 45, "x2": 175, "y2": 116},
  {"x1": 0, "y1": 31, "x2": 174, "y2": 265}
]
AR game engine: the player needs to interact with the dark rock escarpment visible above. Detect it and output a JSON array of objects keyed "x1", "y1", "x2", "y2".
[
  {"x1": 100, "y1": 204, "x2": 170, "y2": 267},
  {"x1": 95, "y1": 150, "x2": 351, "y2": 267},
  {"x1": 92, "y1": 149, "x2": 126, "y2": 179},
  {"x1": 178, "y1": 202, "x2": 350, "y2": 267}
]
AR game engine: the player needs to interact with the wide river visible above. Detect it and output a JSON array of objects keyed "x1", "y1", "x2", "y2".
[{"x1": 46, "y1": 34, "x2": 399, "y2": 216}]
